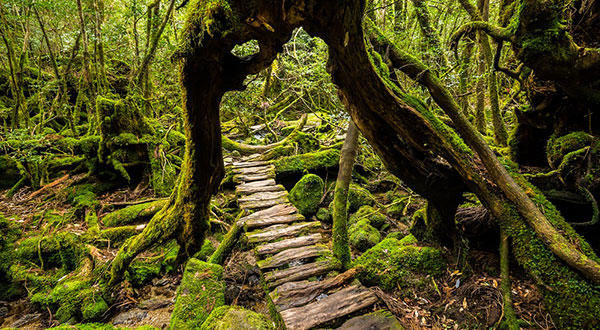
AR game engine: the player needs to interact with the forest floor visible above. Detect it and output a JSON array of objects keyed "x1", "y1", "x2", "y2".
[{"x1": 0, "y1": 179, "x2": 555, "y2": 329}]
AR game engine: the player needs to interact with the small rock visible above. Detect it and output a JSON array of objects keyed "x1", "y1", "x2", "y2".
[
  {"x1": 138, "y1": 297, "x2": 173, "y2": 310},
  {"x1": 0, "y1": 306, "x2": 8, "y2": 317},
  {"x1": 152, "y1": 277, "x2": 170, "y2": 287},
  {"x1": 113, "y1": 308, "x2": 148, "y2": 325},
  {"x1": 10, "y1": 313, "x2": 41, "y2": 328}
]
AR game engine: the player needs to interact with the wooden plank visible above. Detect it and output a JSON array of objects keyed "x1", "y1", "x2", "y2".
[
  {"x1": 256, "y1": 233, "x2": 324, "y2": 255},
  {"x1": 246, "y1": 221, "x2": 321, "y2": 244},
  {"x1": 233, "y1": 165, "x2": 274, "y2": 174},
  {"x1": 270, "y1": 268, "x2": 361, "y2": 311},
  {"x1": 236, "y1": 179, "x2": 276, "y2": 189},
  {"x1": 239, "y1": 204, "x2": 297, "y2": 223},
  {"x1": 280, "y1": 285, "x2": 379, "y2": 330},
  {"x1": 232, "y1": 160, "x2": 270, "y2": 168},
  {"x1": 246, "y1": 213, "x2": 304, "y2": 229},
  {"x1": 233, "y1": 172, "x2": 275, "y2": 183},
  {"x1": 264, "y1": 260, "x2": 339, "y2": 288},
  {"x1": 236, "y1": 184, "x2": 285, "y2": 195},
  {"x1": 238, "y1": 196, "x2": 288, "y2": 210},
  {"x1": 238, "y1": 191, "x2": 288, "y2": 203},
  {"x1": 257, "y1": 245, "x2": 329, "y2": 270}
]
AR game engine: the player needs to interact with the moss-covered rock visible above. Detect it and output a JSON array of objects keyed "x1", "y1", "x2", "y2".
[
  {"x1": 316, "y1": 207, "x2": 332, "y2": 223},
  {"x1": 349, "y1": 219, "x2": 381, "y2": 252},
  {"x1": 31, "y1": 279, "x2": 106, "y2": 323},
  {"x1": 48, "y1": 324, "x2": 159, "y2": 330},
  {"x1": 385, "y1": 197, "x2": 409, "y2": 219},
  {"x1": 348, "y1": 184, "x2": 376, "y2": 213},
  {"x1": 0, "y1": 213, "x2": 21, "y2": 299},
  {"x1": 200, "y1": 306, "x2": 275, "y2": 330},
  {"x1": 16, "y1": 232, "x2": 86, "y2": 271},
  {"x1": 353, "y1": 237, "x2": 445, "y2": 291},
  {"x1": 349, "y1": 205, "x2": 387, "y2": 229},
  {"x1": 288, "y1": 174, "x2": 324, "y2": 216},
  {"x1": 170, "y1": 258, "x2": 225, "y2": 329}
]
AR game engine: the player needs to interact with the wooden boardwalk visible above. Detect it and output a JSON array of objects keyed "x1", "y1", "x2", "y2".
[{"x1": 229, "y1": 155, "x2": 380, "y2": 330}]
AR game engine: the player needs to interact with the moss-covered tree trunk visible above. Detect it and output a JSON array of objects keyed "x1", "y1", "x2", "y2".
[{"x1": 332, "y1": 120, "x2": 360, "y2": 269}]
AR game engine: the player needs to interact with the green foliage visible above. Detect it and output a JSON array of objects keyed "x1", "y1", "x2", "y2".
[{"x1": 288, "y1": 174, "x2": 325, "y2": 216}]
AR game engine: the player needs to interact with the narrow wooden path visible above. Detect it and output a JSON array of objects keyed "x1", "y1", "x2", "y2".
[{"x1": 228, "y1": 154, "x2": 381, "y2": 330}]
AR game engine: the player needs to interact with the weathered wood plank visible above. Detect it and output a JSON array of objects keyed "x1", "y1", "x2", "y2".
[
  {"x1": 232, "y1": 160, "x2": 269, "y2": 168},
  {"x1": 238, "y1": 191, "x2": 288, "y2": 203},
  {"x1": 256, "y1": 233, "x2": 324, "y2": 255},
  {"x1": 257, "y1": 245, "x2": 329, "y2": 270},
  {"x1": 232, "y1": 165, "x2": 274, "y2": 174},
  {"x1": 264, "y1": 260, "x2": 339, "y2": 288},
  {"x1": 246, "y1": 221, "x2": 321, "y2": 244},
  {"x1": 233, "y1": 172, "x2": 275, "y2": 183},
  {"x1": 236, "y1": 184, "x2": 285, "y2": 195},
  {"x1": 280, "y1": 285, "x2": 379, "y2": 330},
  {"x1": 246, "y1": 214, "x2": 305, "y2": 229},
  {"x1": 270, "y1": 268, "x2": 360, "y2": 311},
  {"x1": 238, "y1": 196, "x2": 288, "y2": 210},
  {"x1": 239, "y1": 204, "x2": 297, "y2": 223}
]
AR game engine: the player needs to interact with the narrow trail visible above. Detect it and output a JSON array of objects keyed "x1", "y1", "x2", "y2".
[{"x1": 228, "y1": 154, "x2": 384, "y2": 330}]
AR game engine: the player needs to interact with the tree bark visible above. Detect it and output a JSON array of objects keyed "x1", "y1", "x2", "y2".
[{"x1": 332, "y1": 120, "x2": 360, "y2": 269}]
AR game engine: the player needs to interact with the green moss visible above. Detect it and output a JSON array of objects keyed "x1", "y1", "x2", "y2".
[
  {"x1": 316, "y1": 207, "x2": 332, "y2": 223},
  {"x1": 48, "y1": 324, "x2": 159, "y2": 330},
  {"x1": 353, "y1": 238, "x2": 445, "y2": 291},
  {"x1": 200, "y1": 306, "x2": 275, "y2": 330},
  {"x1": 385, "y1": 231, "x2": 407, "y2": 240},
  {"x1": 0, "y1": 213, "x2": 21, "y2": 299},
  {"x1": 349, "y1": 205, "x2": 387, "y2": 229},
  {"x1": 31, "y1": 279, "x2": 106, "y2": 322},
  {"x1": 194, "y1": 239, "x2": 217, "y2": 261},
  {"x1": 349, "y1": 219, "x2": 381, "y2": 252},
  {"x1": 97, "y1": 226, "x2": 138, "y2": 247},
  {"x1": 81, "y1": 296, "x2": 109, "y2": 321},
  {"x1": 170, "y1": 258, "x2": 225, "y2": 329},
  {"x1": 288, "y1": 174, "x2": 324, "y2": 216},
  {"x1": 272, "y1": 149, "x2": 340, "y2": 177},
  {"x1": 348, "y1": 184, "x2": 376, "y2": 213},
  {"x1": 546, "y1": 131, "x2": 594, "y2": 168},
  {"x1": 385, "y1": 197, "x2": 409, "y2": 219},
  {"x1": 102, "y1": 200, "x2": 167, "y2": 227},
  {"x1": 16, "y1": 232, "x2": 86, "y2": 271},
  {"x1": 127, "y1": 260, "x2": 162, "y2": 286}
]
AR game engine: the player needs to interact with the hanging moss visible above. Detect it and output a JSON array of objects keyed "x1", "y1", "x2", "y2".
[
  {"x1": 288, "y1": 174, "x2": 324, "y2": 216},
  {"x1": 200, "y1": 306, "x2": 275, "y2": 330},
  {"x1": 353, "y1": 237, "x2": 445, "y2": 291},
  {"x1": 170, "y1": 258, "x2": 226, "y2": 329}
]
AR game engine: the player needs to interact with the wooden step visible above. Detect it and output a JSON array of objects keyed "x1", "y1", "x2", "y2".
[
  {"x1": 233, "y1": 173, "x2": 275, "y2": 183},
  {"x1": 245, "y1": 213, "x2": 304, "y2": 229},
  {"x1": 236, "y1": 183, "x2": 285, "y2": 195},
  {"x1": 256, "y1": 233, "x2": 324, "y2": 256},
  {"x1": 238, "y1": 196, "x2": 288, "y2": 210},
  {"x1": 246, "y1": 221, "x2": 321, "y2": 244},
  {"x1": 280, "y1": 285, "x2": 379, "y2": 330},
  {"x1": 233, "y1": 165, "x2": 274, "y2": 174},
  {"x1": 239, "y1": 204, "x2": 297, "y2": 223},
  {"x1": 270, "y1": 268, "x2": 360, "y2": 311},
  {"x1": 236, "y1": 179, "x2": 276, "y2": 189},
  {"x1": 232, "y1": 160, "x2": 269, "y2": 168},
  {"x1": 238, "y1": 191, "x2": 288, "y2": 203},
  {"x1": 264, "y1": 259, "x2": 340, "y2": 288},
  {"x1": 257, "y1": 245, "x2": 329, "y2": 270}
]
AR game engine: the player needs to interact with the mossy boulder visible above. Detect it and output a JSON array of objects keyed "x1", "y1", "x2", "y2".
[
  {"x1": 348, "y1": 184, "x2": 376, "y2": 213},
  {"x1": 349, "y1": 205, "x2": 387, "y2": 229},
  {"x1": 353, "y1": 237, "x2": 445, "y2": 291},
  {"x1": 0, "y1": 213, "x2": 21, "y2": 299},
  {"x1": 170, "y1": 258, "x2": 225, "y2": 329},
  {"x1": 288, "y1": 174, "x2": 324, "y2": 216},
  {"x1": 385, "y1": 197, "x2": 409, "y2": 219},
  {"x1": 200, "y1": 306, "x2": 275, "y2": 330},
  {"x1": 349, "y1": 219, "x2": 381, "y2": 252},
  {"x1": 16, "y1": 232, "x2": 86, "y2": 271},
  {"x1": 316, "y1": 207, "x2": 332, "y2": 223}
]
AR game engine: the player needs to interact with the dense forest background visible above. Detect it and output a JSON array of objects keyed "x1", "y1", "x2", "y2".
[{"x1": 0, "y1": 0, "x2": 599, "y2": 329}]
